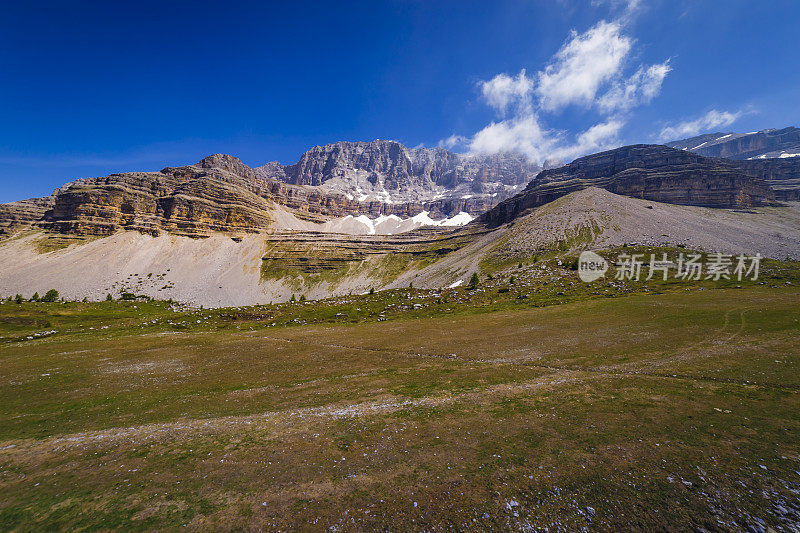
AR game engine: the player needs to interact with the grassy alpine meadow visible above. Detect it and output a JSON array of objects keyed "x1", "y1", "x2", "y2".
[{"x1": 1, "y1": 265, "x2": 799, "y2": 530}]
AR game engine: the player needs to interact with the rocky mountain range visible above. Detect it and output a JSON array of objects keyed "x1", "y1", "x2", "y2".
[
  {"x1": 0, "y1": 142, "x2": 541, "y2": 238},
  {"x1": 665, "y1": 127, "x2": 800, "y2": 201},
  {"x1": 3, "y1": 136, "x2": 800, "y2": 305},
  {"x1": 4, "y1": 130, "x2": 800, "y2": 240},
  {"x1": 481, "y1": 144, "x2": 778, "y2": 227},
  {"x1": 255, "y1": 140, "x2": 540, "y2": 204},
  {"x1": 666, "y1": 127, "x2": 800, "y2": 160},
  {"x1": 3, "y1": 184, "x2": 799, "y2": 306}
]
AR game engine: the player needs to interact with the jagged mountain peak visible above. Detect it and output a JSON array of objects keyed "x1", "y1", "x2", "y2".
[
  {"x1": 316, "y1": 139, "x2": 408, "y2": 150},
  {"x1": 197, "y1": 153, "x2": 246, "y2": 166},
  {"x1": 253, "y1": 139, "x2": 541, "y2": 204},
  {"x1": 195, "y1": 153, "x2": 256, "y2": 180}
]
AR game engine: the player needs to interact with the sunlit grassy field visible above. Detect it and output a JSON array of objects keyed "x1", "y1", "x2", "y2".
[{"x1": 1, "y1": 283, "x2": 799, "y2": 530}]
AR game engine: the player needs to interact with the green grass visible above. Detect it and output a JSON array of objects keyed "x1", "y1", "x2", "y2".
[
  {"x1": 1, "y1": 270, "x2": 799, "y2": 530},
  {"x1": 259, "y1": 228, "x2": 482, "y2": 290},
  {"x1": 31, "y1": 232, "x2": 100, "y2": 254}
]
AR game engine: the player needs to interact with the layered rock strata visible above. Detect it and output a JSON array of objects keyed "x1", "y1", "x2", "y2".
[{"x1": 481, "y1": 145, "x2": 777, "y2": 227}]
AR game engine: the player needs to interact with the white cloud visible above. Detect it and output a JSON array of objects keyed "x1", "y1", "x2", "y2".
[
  {"x1": 598, "y1": 61, "x2": 671, "y2": 112},
  {"x1": 535, "y1": 20, "x2": 632, "y2": 111},
  {"x1": 658, "y1": 109, "x2": 743, "y2": 141},
  {"x1": 437, "y1": 134, "x2": 468, "y2": 150},
  {"x1": 441, "y1": 10, "x2": 670, "y2": 164},
  {"x1": 468, "y1": 114, "x2": 624, "y2": 162},
  {"x1": 469, "y1": 114, "x2": 557, "y2": 161},
  {"x1": 553, "y1": 119, "x2": 625, "y2": 160},
  {"x1": 479, "y1": 69, "x2": 534, "y2": 115}
]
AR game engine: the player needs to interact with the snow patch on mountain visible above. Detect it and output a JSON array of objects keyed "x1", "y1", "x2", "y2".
[
  {"x1": 329, "y1": 210, "x2": 473, "y2": 234},
  {"x1": 270, "y1": 203, "x2": 473, "y2": 235}
]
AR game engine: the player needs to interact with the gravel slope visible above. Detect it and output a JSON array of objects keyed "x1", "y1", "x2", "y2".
[
  {"x1": 501, "y1": 187, "x2": 800, "y2": 259},
  {"x1": 1, "y1": 188, "x2": 798, "y2": 306}
]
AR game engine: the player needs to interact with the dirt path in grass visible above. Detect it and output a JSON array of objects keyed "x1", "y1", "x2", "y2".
[
  {"x1": 3, "y1": 329, "x2": 797, "y2": 458},
  {"x1": 0, "y1": 371, "x2": 580, "y2": 455}
]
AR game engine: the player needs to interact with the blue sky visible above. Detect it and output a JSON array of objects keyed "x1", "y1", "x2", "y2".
[{"x1": 1, "y1": 0, "x2": 799, "y2": 202}]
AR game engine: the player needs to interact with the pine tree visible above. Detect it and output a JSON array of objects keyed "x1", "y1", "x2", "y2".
[
  {"x1": 468, "y1": 272, "x2": 480, "y2": 290},
  {"x1": 42, "y1": 289, "x2": 59, "y2": 302}
]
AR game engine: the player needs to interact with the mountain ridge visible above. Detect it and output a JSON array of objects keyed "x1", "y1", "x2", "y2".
[
  {"x1": 3, "y1": 187, "x2": 798, "y2": 306},
  {"x1": 4, "y1": 135, "x2": 800, "y2": 239},
  {"x1": 0, "y1": 145, "x2": 534, "y2": 238},
  {"x1": 666, "y1": 127, "x2": 800, "y2": 160},
  {"x1": 253, "y1": 139, "x2": 541, "y2": 204},
  {"x1": 480, "y1": 144, "x2": 778, "y2": 227}
]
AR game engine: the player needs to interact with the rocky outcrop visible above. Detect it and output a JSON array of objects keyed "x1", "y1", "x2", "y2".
[
  {"x1": 666, "y1": 127, "x2": 800, "y2": 160},
  {"x1": 197, "y1": 153, "x2": 261, "y2": 181},
  {"x1": 0, "y1": 152, "x2": 506, "y2": 238},
  {"x1": 0, "y1": 141, "x2": 543, "y2": 238},
  {"x1": 44, "y1": 169, "x2": 276, "y2": 237},
  {"x1": 666, "y1": 128, "x2": 800, "y2": 200},
  {"x1": 0, "y1": 196, "x2": 55, "y2": 236},
  {"x1": 726, "y1": 158, "x2": 800, "y2": 201},
  {"x1": 8, "y1": 140, "x2": 788, "y2": 240},
  {"x1": 260, "y1": 226, "x2": 482, "y2": 275},
  {"x1": 256, "y1": 140, "x2": 540, "y2": 204},
  {"x1": 481, "y1": 145, "x2": 777, "y2": 227}
]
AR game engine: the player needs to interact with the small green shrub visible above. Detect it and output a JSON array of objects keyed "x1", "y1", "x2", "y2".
[{"x1": 42, "y1": 289, "x2": 59, "y2": 302}]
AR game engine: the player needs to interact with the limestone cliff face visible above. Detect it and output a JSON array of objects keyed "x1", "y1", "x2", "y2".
[
  {"x1": 45, "y1": 168, "x2": 276, "y2": 237},
  {"x1": 728, "y1": 158, "x2": 800, "y2": 201},
  {"x1": 665, "y1": 128, "x2": 800, "y2": 200},
  {"x1": 2, "y1": 152, "x2": 505, "y2": 237},
  {"x1": 32, "y1": 157, "x2": 350, "y2": 237},
  {"x1": 2, "y1": 142, "x2": 788, "y2": 239},
  {"x1": 0, "y1": 142, "x2": 543, "y2": 238},
  {"x1": 256, "y1": 140, "x2": 540, "y2": 204},
  {"x1": 481, "y1": 145, "x2": 777, "y2": 227},
  {"x1": 0, "y1": 197, "x2": 55, "y2": 236},
  {"x1": 666, "y1": 127, "x2": 800, "y2": 160}
]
